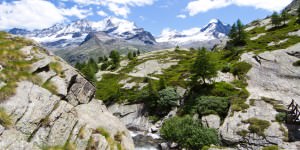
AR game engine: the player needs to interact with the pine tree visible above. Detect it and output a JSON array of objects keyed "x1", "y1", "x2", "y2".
[
  {"x1": 271, "y1": 12, "x2": 281, "y2": 27},
  {"x1": 103, "y1": 56, "x2": 108, "y2": 61},
  {"x1": 128, "y1": 51, "x2": 133, "y2": 60},
  {"x1": 191, "y1": 48, "x2": 217, "y2": 84},
  {"x1": 98, "y1": 56, "x2": 104, "y2": 63},
  {"x1": 158, "y1": 78, "x2": 167, "y2": 90},
  {"x1": 297, "y1": 5, "x2": 300, "y2": 23},
  {"x1": 236, "y1": 19, "x2": 247, "y2": 46},
  {"x1": 109, "y1": 50, "x2": 120, "y2": 66},
  {"x1": 137, "y1": 50, "x2": 141, "y2": 56},
  {"x1": 133, "y1": 51, "x2": 137, "y2": 57},
  {"x1": 175, "y1": 46, "x2": 180, "y2": 51},
  {"x1": 229, "y1": 23, "x2": 237, "y2": 40},
  {"x1": 281, "y1": 11, "x2": 289, "y2": 25}
]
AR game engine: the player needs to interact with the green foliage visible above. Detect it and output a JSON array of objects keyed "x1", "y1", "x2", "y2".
[
  {"x1": 276, "y1": 112, "x2": 286, "y2": 123},
  {"x1": 49, "y1": 62, "x2": 64, "y2": 77},
  {"x1": 160, "y1": 116, "x2": 219, "y2": 149},
  {"x1": 127, "y1": 51, "x2": 133, "y2": 60},
  {"x1": 191, "y1": 48, "x2": 217, "y2": 84},
  {"x1": 158, "y1": 78, "x2": 167, "y2": 90},
  {"x1": 0, "y1": 107, "x2": 12, "y2": 127},
  {"x1": 230, "y1": 61, "x2": 252, "y2": 79},
  {"x1": 262, "y1": 145, "x2": 279, "y2": 150},
  {"x1": 75, "y1": 58, "x2": 98, "y2": 82},
  {"x1": 109, "y1": 50, "x2": 120, "y2": 67},
  {"x1": 137, "y1": 50, "x2": 140, "y2": 56},
  {"x1": 293, "y1": 60, "x2": 300, "y2": 66},
  {"x1": 133, "y1": 51, "x2": 137, "y2": 57},
  {"x1": 228, "y1": 20, "x2": 247, "y2": 46},
  {"x1": 271, "y1": 12, "x2": 281, "y2": 27},
  {"x1": 193, "y1": 96, "x2": 229, "y2": 118},
  {"x1": 281, "y1": 11, "x2": 289, "y2": 25},
  {"x1": 95, "y1": 74, "x2": 121, "y2": 102},
  {"x1": 95, "y1": 127, "x2": 110, "y2": 139},
  {"x1": 42, "y1": 80, "x2": 58, "y2": 95},
  {"x1": 237, "y1": 130, "x2": 249, "y2": 138},
  {"x1": 242, "y1": 118, "x2": 270, "y2": 137},
  {"x1": 157, "y1": 87, "x2": 179, "y2": 110},
  {"x1": 261, "y1": 97, "x2": 286, "y2": 112}
]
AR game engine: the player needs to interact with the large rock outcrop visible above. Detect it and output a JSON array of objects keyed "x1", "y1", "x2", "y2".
[
  {"x1": 0, "y1": 35, "x2": 134, "y2": 150},
  {"x1": 219, "y1": 43, "x2": 300, "y2": 149}
]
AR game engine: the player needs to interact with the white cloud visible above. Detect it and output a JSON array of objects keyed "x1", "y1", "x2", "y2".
[
  {"x1": 176, "y1": 14, "x2": 187, "y2": 19},
  {"x1": 107, "y1": 3, "x2": 130, "y2": 18},
  {"x1": 97, "y1": 10, "x2": 108, "y2": 17},
  {"x1": 69, "y1": 0, "x2": 155, "y2": 17},
  {"x1": 0, "y1": 0, "x2": 65, "y2": 30},
  {"x1": 139, "y1": 16, "x2": 145, "y2": 20},
  {"x1": 186, "y1": 0, "x2": 293, "y2": 16},
  {"x1": 60, "y1": 5, "x2": 93, "y2": 19}
]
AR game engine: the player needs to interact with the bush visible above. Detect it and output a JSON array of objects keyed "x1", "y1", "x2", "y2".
[
  {"x1": 262, "y1": 145, "x2": 279, "y2": 150},
  {"x1": 276, "y1": 112, "x2": 286, "y2": 123},
  {"x1": 221, "y1": 65, "x2": 231, "y2": 73},
  {"x1": 293, "y1": 60, "x2": 300, "y2": 66},
  {"x1": 193, "y1": 96, "x2": 229, "y2": 118},
  {"x1": 242, "y1": 118, "x2": 270, "y2": 137},
  {"x1": 231, "y1": 61, "x2": 252, "y2": 78},
  {"x1": 0, "y1": 107, "x2": 12, "y2": 127},
  {"x1": 160, "y1": 116, "x2": 219, "y2": 149},
  {"x1": 157, "y1": 87, "x2": 179, "y2": 109}
]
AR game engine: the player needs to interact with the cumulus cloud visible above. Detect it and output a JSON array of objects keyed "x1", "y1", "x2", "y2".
[
  {"x1": 177, "y1": 14, "x2": 187, "y2": 19},
  {"x1": 97, "y1": 10, "x2": 108, "y2": 17},
  {"x1": 107, "y1": 3, "x2": 130, "y2": 18},
  {"x1": 69, "y1": 0, "x2": 155, "y2": 18},
  {"x1": 0, "y1": 0, "x2": 65, "y2": 30},
  {"x1": 0, "y1": 0, "x2": 94, "y2": 30},
  {"x1": 60, "y1": 5, "x2": 93, "y2": 19},
  {"x1": 186, "y1": 0, "x2": 293, "y2": 16}
]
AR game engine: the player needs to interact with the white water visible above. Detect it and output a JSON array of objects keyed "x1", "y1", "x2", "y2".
[{"x1": 130, "y1": 131, "x2": 160, "y2": 150}]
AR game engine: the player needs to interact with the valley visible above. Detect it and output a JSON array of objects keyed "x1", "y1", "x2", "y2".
[{"x1": 1, "y1": 0, "x2": 300, "y2": 150}]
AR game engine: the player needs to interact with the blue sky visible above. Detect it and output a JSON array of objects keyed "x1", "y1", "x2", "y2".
[{"x1": 0, "y1": 0, "x2": 293, "y2": 36}]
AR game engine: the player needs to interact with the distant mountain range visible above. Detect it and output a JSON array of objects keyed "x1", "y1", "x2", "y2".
[{"x1": 8, "y1": 17, "x2": 231, "y2": 63}]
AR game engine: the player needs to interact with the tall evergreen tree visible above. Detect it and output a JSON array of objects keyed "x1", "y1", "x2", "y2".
[
  {"x1": 158, "y1": 78, "x2": 167, "y2": 90},
  {"x1": 133, "y1": 51, "x2": 137, "y2": 57},
  {"x1": 109, "y1": 50, "x2": 120, "y2": 66},
  {"x1": 236, "y1": 19, "x2": 247, "y2": 46},
  {"x1": 137, "y1": 50, "x2": 141, "y2": 56},
  {"x1": 297, "y1": 5, "x2": 300, "y2": 23},
  {"x1": 281, "y1": 11, "x2": 289, "y2": 25},
  {"x1": 229, "y1": 23, "x2": 237, "y2": 40},
  {"x1": 98, "y1": 56, "x2": 104, "y2": 63},
  {"x1": 191, "y1": 48, "x2": 217, "y2": 84},
  {"x1": 128, "y1": 51, "x2": 133, "y2": 60},
  {"x1": 271, "y1": 12, "x2": 281, "y2": 27}
]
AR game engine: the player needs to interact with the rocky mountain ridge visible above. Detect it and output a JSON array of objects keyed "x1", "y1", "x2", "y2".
[{"x1": 0, "y1": 32, "x2": 134, "y2": 150}]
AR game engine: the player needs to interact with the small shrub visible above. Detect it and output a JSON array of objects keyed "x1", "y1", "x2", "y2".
[
  {"x1": 231, "y1": 61, "x2": 252, "y2": 78},
  {"x1": 0, "y1": 107, "x2": 12, "y2": 127},
  {"x1": 237, "y1": 129, "x2": 249, "y2": 137},
  {"x1": 250, "y1": 99, "x2": 256, "y2": 106},
  {"x1": 194, "y1": 96, "x2": 229, "y2": 118},
  {"x1": 221, "y1": 65, "x2": 231, "y2": 73},
  {"x1": 293, "y1": 60, "x2": 300, "y2": 66},
  {"x1": 95, "y1": 127, "x2": 110, "y2": 139},
  {"x1": 242, "y1": 118, "x2": 270, "y2": 137},
  {"x1": 276, "y1": 112, "x2": 286, "y2": 123},
  {"x1": 42, "y1": 80, "x2": 58, "y2": 95},
  {"x1": 160, "y1": 116, "x2": 219, "y2": 149},
  {"x1": 262, "y1": 145, "x2": 279, "y2": 150},
  {"x1": 114, "y1": 131, "x2": 123, "y2": 142}
]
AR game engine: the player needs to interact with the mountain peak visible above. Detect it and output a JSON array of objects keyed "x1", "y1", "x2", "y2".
[{"x1": 209, "y1": 18, "x2": 221, "y2": 24}]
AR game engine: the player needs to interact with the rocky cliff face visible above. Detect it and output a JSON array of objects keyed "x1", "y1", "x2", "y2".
[
  {"x1": 219, "y1": 40, "x2": 300, "y2": 150},
  {"x1": 0, "y1": 33, "x2": 134, "y2": 150}
]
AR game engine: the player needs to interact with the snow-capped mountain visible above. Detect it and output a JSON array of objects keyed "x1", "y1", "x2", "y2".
[
  {"x1": 8, "y1": 17, "x2": 156, "y2": 50},
  {"x1": 156, "y1": 19, "x2": 231, "y2": 46}
]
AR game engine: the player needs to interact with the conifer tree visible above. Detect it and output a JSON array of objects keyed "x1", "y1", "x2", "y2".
[
  {"x1": 271, "y1": 12, "x2": 281, "y2": 27},
  {"x1": 281, "y1": 11, "x2": 289, "y2": 25},
  {"x1": 133, "y1": 51, "x2": 137, "y2": 57},
  {"x1": 191, "y1": 48, "x2": 217, "y2": 84},
  {"x1": 137, "y1": 50, "x2": 141, "y2": 56},
  {"x1": 128, "y1": 51, "x2": 133, "y2": 60}
]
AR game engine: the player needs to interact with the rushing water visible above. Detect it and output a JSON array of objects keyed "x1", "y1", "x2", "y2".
[{"x1": 130, "y1": 131, "x2": 162, "y2": 150}]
